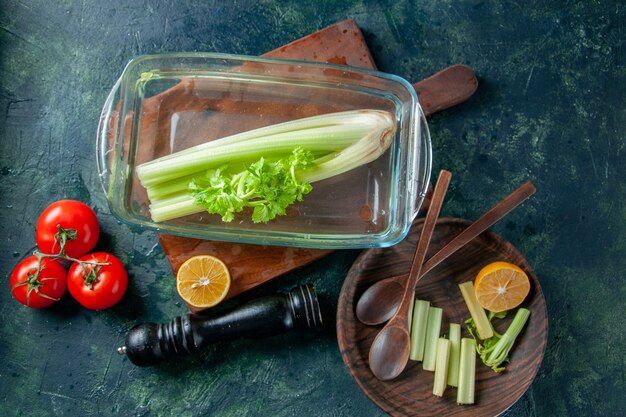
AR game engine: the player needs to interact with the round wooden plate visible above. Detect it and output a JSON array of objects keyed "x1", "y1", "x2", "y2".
[{"x1": 337, "y1": 218, "x2": 548, "y2": 417}]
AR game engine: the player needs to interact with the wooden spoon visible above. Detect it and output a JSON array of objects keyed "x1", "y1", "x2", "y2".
[
  {"x1": 368, "y1": 170, "x2": 451, "y2": 381},
  {"x1": 356, "y1": 180, "x2": 537, "y2": 326}
]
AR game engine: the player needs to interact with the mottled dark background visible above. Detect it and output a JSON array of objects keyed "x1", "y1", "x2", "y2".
[{"x1": 1, "y1": 1, "x2": 624, "y2": 416}]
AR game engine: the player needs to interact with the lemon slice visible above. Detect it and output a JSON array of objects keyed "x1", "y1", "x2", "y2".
[
  {"x1": 474, "y1": 261, "x2": 530, "y2": 313},
  {"x1": 176, "y1": 255, "x2": 231, "y2": 308}
]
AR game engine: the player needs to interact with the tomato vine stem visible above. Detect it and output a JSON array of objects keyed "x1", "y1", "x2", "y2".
[{"x1": 15, "y1": 224, "x2": 112, "y2": 304}]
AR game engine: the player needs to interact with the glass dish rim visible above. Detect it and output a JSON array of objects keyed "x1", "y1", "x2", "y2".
[{"x1": 98, "y1": 52, "x2": 431, "y2": 249}]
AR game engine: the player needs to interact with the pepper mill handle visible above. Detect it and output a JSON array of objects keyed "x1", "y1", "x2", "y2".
[{"x1": 118, "y1": 284, "x2": 323, "y2": 366}]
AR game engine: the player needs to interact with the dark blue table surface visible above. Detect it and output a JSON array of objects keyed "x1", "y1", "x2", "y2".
[{"x1": 1, "y1": 1, "x2": 624, "y2": 416}]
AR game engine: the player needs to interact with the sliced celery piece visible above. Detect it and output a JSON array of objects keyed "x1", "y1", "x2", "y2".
[
  {"x1": 422, "y1": 306, "x2": 442, "y2": 371},
  {"x1": 447, "y1": 323, "x2": 461, "y2": 387},
  {"x1": 459, "y1": 281, "x2": 494, "y2": 339},
  {"x1": 457, "y1": 338, "x2": 476, "y2": 405},
  {"x1": 409, "y1": 299, "x2": 431, "y2": 361},
  {"x1": 433, "y1": 338, "x2": 450, "y2": 397}
]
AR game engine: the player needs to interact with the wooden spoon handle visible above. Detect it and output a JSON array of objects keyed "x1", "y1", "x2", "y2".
[
  {"x1": 422, "y1": 180, "x2": 536, "y2": 274},
  {"x1": 383, "y1": 180, "x2": 536, "y2": 286},
  {"x1": 412, "y1": 64, "x2": 478, "y2": 117},
  {"x1": 396, "y1": 170, "x2": 452, "y2": 319}
]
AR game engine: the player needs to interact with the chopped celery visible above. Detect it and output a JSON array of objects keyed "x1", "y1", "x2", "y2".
[
  {"x1": 422, "y1": 306, "x2": 442, "y2": 371},
  {"x1": 409, "y1": 299, "x2": 431, "y2": 361},
  {"x1": 459, "y1": 281, "x2": 494, "y2": 339},
  {"x1": 433, "y1": 338, "x2": 450, "y2": 397},
  {"x1": 467, "y1": 308, "x2": 531, "y2": 372},
  {"x1": 447, "y1": 323, "x2": 461, "y2": 387},
  {"x1": 457, "y1": 338, "x2": 476, "y2": 405}
]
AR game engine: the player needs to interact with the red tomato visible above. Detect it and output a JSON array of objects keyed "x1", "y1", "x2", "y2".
[
  {"x1": 10, "y1": 256, "x2": 67, "y2": 308},
  {"x1": 36, "y1": 200, "x2": 100, "y2": 258},
  {"x1": 67, "y1": 252, "x2": 128, "y2": 310}
]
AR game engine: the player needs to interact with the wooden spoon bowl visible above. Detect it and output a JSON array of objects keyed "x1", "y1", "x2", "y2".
[
  {"x1": 355, "y1": 277, "x2": 405, "y2": 325},
  {"x1": 337, "y1": 218, "x2": 548, "y2": 416}
]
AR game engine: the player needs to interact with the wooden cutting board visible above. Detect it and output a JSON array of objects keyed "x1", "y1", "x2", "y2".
[{"x1": 159, "y1": 19, "x2": 478, "y2": 311}]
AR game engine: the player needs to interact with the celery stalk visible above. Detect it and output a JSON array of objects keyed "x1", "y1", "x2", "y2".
[
  {"x1": 136, "y1": 110, "x2": 395, "y2": 222},
  {"x1": 136, "y1": 109, "x2": 394, "y2": 186},
  {"x1": 409, "y1": 299, "x2": 430, "y2": 361},
  {"x1": 141, "y1": 109, "x2": 395, "y2": 223},
  {"x1": 146, "y1": 157, "x2": 308, "y2": 201},
  {"x1": 138, "y1": 127, "x2": 358, "y2": 187},
  {"x1": 459, "y1": 281, "x2": 494, "y2": 339},
  {"x1": 140, "y1": 109, "x2": 390, "y2": 166},
  {"x1": 149, "y1": 197, "x2": 205, "y2": 222},
  {"x1": 422, "y1": 306, "x2": 442, "y2": 371},
  {"x1": 447, "y1": 323, "x2": 461, "y2": 387},
  {"x1": 299, "y1": 127, "x2": 393, "y2": 183},
  {"x1": 481, "y1": 308, "x2": 531, "y2": 372},
  {"x1": 146, "y1": 172, "x2": 210, "y2": 200},
  {"x1": 433, "y1": 338, "x2": 450, "y2": 397},
  {"x1": 149, "y1": 191, "x2": 190, "y2": 209},
  {"x1": 457, "y1": 338, "x2": 476, "y2": 405}
]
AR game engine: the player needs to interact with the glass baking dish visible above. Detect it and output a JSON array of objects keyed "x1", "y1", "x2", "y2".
[{"x1": 97, "y1": 53, "x2": 431, "y2": 249}]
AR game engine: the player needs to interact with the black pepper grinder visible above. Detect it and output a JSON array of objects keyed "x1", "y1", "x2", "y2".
[{"x1": 117, "y1": 284, "x2": 323, "y2": 366}]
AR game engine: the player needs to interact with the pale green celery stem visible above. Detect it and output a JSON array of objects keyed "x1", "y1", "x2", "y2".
[
  {"x1": 459, "y1": 281, "x2": 494, "y2": 339},
  {"x1": 433, "y1": 338, "x2": 451, "y2": 397},
  {"x1": 235, "y1": 171, "x2": 250, "y2": 197},
  {"x1": 457, "y1": 338, "x2": 476, "y2": 405},
  {"x1": 148, "y1": 112, "x2": 395, "y2": 222},
  {"x1": 138, "y1": 126, "x2": 361, "y2": 186},
  {"x1": 140, "y1": 109, "x2": 390, "y2": 165},
  {"x1": 136, "y1": 111, "x2": 393, "y2": 186},
  {"x1": 148, "y1": 163, "x2": 249, "y2": 201},
  {"x1": 409, "y1": 299, "x2": 430, "y2": 361},
  {"x1": 146, "y1": 153, "x2": 325, "y2": 201},
  {"x1": 485, "y1": 308, "x2": 531, "y2": 367},
  {"x1": 149, "y1": 191, "x2": 190, "y2": 209},
  {"x1": 447, "y1": 323, "x2": 462, "y2": 387},
  {"x1": 147, "y1": 173, "x2": 199, "y2": 200},
  {"x1": 150, "y1": 197, "x2": 205, "y2": 222},
  {"x1": 422, "y1": 306, "x2": 442, "y2": 371},
  {"x1": 299, "y1": 123, "x2": 394, "y2": 183}
]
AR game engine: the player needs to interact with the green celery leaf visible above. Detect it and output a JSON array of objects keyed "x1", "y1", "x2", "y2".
[{"x1": 189, "y1": 148, "x2": 314, "y2": 223}]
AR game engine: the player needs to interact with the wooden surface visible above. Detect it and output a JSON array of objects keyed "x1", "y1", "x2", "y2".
[
  {"x1": 337, "y1": 218, "x2": 548, "y2": 416},
  {"x1": 158, "y1": 19, "x2": 478, "y2": 312}
]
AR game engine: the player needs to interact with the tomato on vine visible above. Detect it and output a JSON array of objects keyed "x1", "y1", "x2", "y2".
[
  {"x1": 67, "y1": 252, "x2": 128, "y2": 310},
  {"x1": 10, "y1": 255, "x2": 67, "y2": 308},
  {"x1": 36, "y1": 200, "x2": 100, "y2": 258},
  {"x1": 11, "y1": 200, "x2": 128, "y2": 310}
]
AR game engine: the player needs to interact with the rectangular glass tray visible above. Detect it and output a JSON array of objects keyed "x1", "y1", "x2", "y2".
[{"x1": 97, "y1": 53, "x2": 431, "y2": 249}]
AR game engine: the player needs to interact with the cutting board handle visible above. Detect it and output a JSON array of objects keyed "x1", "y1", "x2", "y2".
[{"x1": 412, "y1": 64, "x2": 478, "y2": 117}]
